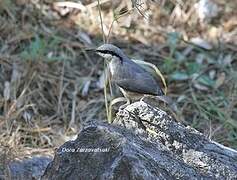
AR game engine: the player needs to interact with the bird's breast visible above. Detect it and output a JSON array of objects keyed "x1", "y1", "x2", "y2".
[
  {"x1": 109, "y1": 59, "x2": 122, "y2": 78},
  {"x1": 109, "y1": 61, "x2": 116, "y2": 76}
]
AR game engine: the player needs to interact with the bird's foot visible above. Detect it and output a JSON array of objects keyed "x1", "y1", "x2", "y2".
[
  {"x1": 140, "y1": 95, "x2": 149, "y2": 103},
  {"x1": 140, "y1": 97, "x2": 145, "y2": 102},
  {"x1": 119, "y1": 101, "x2": 130, "y2": 111}
]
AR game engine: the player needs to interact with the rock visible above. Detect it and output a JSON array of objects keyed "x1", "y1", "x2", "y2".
[
  {"x1": 42, "y1": 102, "x2": 237, "y2": 180},
  {"x1": 0, "y1": 156, "x2": 52, "y2": 180}
]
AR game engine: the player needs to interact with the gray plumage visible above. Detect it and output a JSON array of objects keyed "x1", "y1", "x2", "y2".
[{"x1": 95, "y1": 44, "x2": 164, "y2": 96}]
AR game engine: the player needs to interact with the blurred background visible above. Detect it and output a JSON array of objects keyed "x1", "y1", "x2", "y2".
[{"x1": 0, "y1": 0, "x2": 236, "y2": 163}]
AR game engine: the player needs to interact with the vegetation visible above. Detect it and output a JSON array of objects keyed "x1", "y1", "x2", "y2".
[{"x1": 0, "y1": 0, "x2": 236, "y2": 165}]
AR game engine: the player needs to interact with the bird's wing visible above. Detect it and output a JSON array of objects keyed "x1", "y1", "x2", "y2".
[{"x1": 113, "y1": 60, "x2": 164, "y2": 96}]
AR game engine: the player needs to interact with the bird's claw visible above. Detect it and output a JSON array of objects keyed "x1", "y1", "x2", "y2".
[
  {"x1": 119, "y1": 101, "x2": 130, "y2": 111},
  {"x1": 140, "y1": 97, "x2": 145, "y2": 102},
  {"x1": 140, "y1": 95, "x2": 148, "y2": 103}
]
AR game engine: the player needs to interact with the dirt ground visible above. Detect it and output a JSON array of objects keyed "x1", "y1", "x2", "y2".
[{"x1": 0, "y1": 0, "x2": 236, "y2": 169}]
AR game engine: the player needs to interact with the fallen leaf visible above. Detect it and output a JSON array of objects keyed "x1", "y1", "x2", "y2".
[
  {"x1": 194, "y1": 83, "x2": 209, "y2": 91},
  {"x1": 224, "y1": 17, "x2": 237, "y2": 32},
  {"x1": 77, "y1": 31, "x2": 93, "y2": 46},
  {"x1": 197, "y1": 75, "x2": 215, "y2": 87},
  {"x1": 170, "y1": 72, "x2": 189, "y2": 81},
  {"x1": 82, "y1": 80, "x2": 91, "y2": 97},
  {"x1": 195, "y1": 0, "x2": 220, "y2": 23},
  {"x1": 209, "y1": 70, "x2": 216, "y2": 79},
  {"x1": 177, "y1": 95, "x2": 187, "y2": 103},
  {"x1": 214, "y1": 72, "x2": 226, "y2": 89},
  {"x1": 195, "y1": 53, "x2": 205, "y2": 64},
  {"x1": 190, "y1": 37, "x2": 213, "y2": 50},
  {"x1": 223, "y1": 54, "x2": 233, "y2": 66}
]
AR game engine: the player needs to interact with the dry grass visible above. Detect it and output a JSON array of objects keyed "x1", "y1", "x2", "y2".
[{"x1": 0, "y1": 0, "x2": 236, "y2": 168}]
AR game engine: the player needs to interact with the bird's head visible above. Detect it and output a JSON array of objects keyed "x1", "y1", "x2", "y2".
[{"x1": 94, "y1": 44, "x2": 128, "y2": 62}]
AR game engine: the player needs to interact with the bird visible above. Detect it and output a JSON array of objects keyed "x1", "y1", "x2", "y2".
[{"x1": 90, "y1": 43, "x2": 177, "y2": 111}]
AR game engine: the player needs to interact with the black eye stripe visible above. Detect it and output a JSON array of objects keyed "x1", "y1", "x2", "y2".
[{"x1": 96, "y1": 50, "x2": 122, "y2": 61}]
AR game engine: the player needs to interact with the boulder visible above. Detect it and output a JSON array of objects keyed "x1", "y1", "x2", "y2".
[{"x1": 42, "y1": 101, "x2": 237, "y2": 179}]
